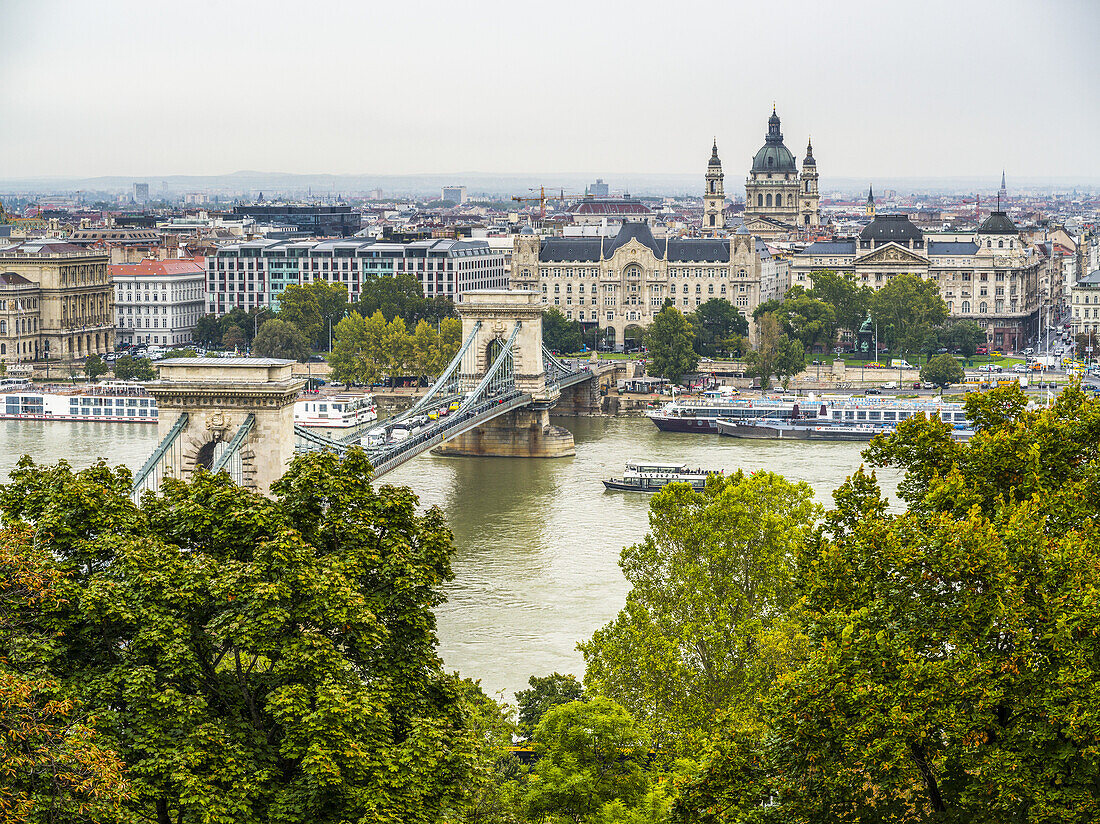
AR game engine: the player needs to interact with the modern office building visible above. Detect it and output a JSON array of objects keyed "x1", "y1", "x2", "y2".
[
  {"x1": 228, "y1": 204, "x2": 359, "y2": 237},
  {"x1": 133, "y1": 182, "x2": 149, "y2": 204},
  {"x1": 0, "y1": 239, "x2": 114, "y2": 362},
  {"x1": 206, "y1": 237, "x2": 508, "y2": 315},
  {"x1": 441, "y1": 186, "x2": 467, "y2": 205},
  {"x1": 789, "y1": 212, "x2": 1042, "y2": 352},
  {"x1": 111, "y1": 258, "x2": 206, "y2": 347},
  {"x1": 511, "y1": 221, "x2": 780, "y2": 346}
]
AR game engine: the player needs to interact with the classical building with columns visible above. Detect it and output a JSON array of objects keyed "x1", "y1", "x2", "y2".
[
  {"x1": 0, "y1": 239, "x2": 114, "y2": 364},
  {"x1": 790, "y1": 211, "x2": 1042, "y2": 352},
  {"x1": 742, "y1": 108, "x2": 820, "y2": 237},
  {"x1": 512, "y1": 222, "x2": 780, "y2": 347}
]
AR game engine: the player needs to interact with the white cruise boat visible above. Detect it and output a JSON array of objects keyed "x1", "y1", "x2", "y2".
[
  {"x1": 602, "y1": 460, "x2": 720, "y2": 492},
  {"x1": 0, "y1": 381, "x2": 158, "y2": 423},
  {"x1": 293, "y1": 394, "x2": 377, "y2": 429}
]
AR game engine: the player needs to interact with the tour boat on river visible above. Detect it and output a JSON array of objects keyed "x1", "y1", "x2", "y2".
[
  {"x1": 293, "y1": 394, "x2": 377, "y2": 429},
  {"x1": 716, "y1": 397, "x2": 974, "y2": 442},
  {"x1": 0, "y1": 381, "x2": 159, "y2": 423},
  {"x1": 602, "y1": 460, "x2": 720, "y2": 492},
  {"x1": 647, "y1": 395, "x2": 806, "y2": 433}
]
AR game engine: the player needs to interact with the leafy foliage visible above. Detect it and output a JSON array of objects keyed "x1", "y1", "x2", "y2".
[
  {"x1": 353, "y1": 273, "x2": 456, "y2": 330},
  {"x1": 644, "y1": 306, "x2": 698, "y2": 384},
  {"x1": 542, "y1": 308, "x2": 584, "y2": 354},
  {"x1": 920, "y1": 352, "x2": 964, "y2": 391},
  {"x1": 676, "y1": 385, "x2": 1100, "y2": 823},
  {"x1": 0, "y1": 525, "x2": 130, "y2": 823},
  {"x1": 870, "y1": 272, "x2": 949, "y2": 357},
  {"x1": 744, "y1": 314, "x2": 804, "y2": 390},
  {"x1": 0, "y1": 450, "x2": 480, "y2": 824},
  {"x1": 516, "y1": 673, "x2": 585, "y2": 735},
  {"x1": 252, "y1": 318, "x2": 310, "y2": 360},
  {"x1": 580, "y1": 471, "x2": 819, "y2": 755},
  {"x1": 112, "y1": 355, "x2": 156, "y2": 381},
  {"x1": 807, "y1": 269, "x2": 873, "y2": 338},
  {"x1": 687, "y1": 299, "x2": 749, "y2": 358},
  {"x1": 83, "y1": 354, "x2": 108, "y2": 381}
]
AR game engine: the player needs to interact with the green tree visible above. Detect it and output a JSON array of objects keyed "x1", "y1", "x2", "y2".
[
  {"x1": 0, "y1": 449, "x2": 479, "y2": 824},
  {"x1": 644, "y1": 306, "x2": 698, "y2": 384},
  {"x1": 307, "y1": 281, "x2": 349, "y2": 350},
  {"x1": 164, "y1": 348, "x2": 197, "y2": 358},
  {"x1": 782, "y1": 292, "x2": 836, "y2": 352},
  {"x1": 580, "y1": 471, "x2": 819, "y2": 755},
  {"x1": 688, "y1": 299, "x2": 748, "y2": 358},
  {"x1": 524, "y1": 698, "x2": 652, "y2": 822},
  {"x1": 0, "y1": 525, "x2": 130, "y2": 823},
  {"x1": 438, "y1": 317, "x2": 462, "y2": 373},
  {"x1": 329, "y1": 311, "x2": 391, "y2": 385},
  {"x1": 252, "y1": 318, "x2": 310, "y2": 360},
  {"x1": 277, "y1": 284, "x2": 323, "y2": 347},
  {"x1": 410, "y1": 319, "x2": 442, "y2": 377},
  {"x1": 516, "y1": 673, "x2": 585, "y2": 735},
  {"x1": 542, "y1": 307, "x2": 584, "y2": 354},
  {"x1": 382, "y1": 315, "x2": 412, "y2": 375},
  {"x1": 356, "y1": 274, "x2": 426, "y2": 324},
  {"x1": 807, "y1": 269, "x2": 873, "y2": 338},
  {"x1": 744, "y1": 313, "x2": 804, "y2": 391},
  {"x1": 679, "y1": 385, "x2": 1100, "y2": 823},
  {"x1": 939, "y1": 319, "x2": 986, "y2": 358},
  {"x1": 221, "y1": 324, "x2": 245, "y2": 351},
  {"x1": 870, "y1": 272, "x2": 949, "y2": 357},
  {"x1": 83, "y1": 354, "x2": 108, "y2": 381},
  {"x1": 920, "y1": 352, "x2": 964, "y2": 392},
  {"x1": 193, "y1": 314, "x2": 222, "y2": 348},
  {"x1": 113, "y1": 355, "x2": 156, "y2": 381}
]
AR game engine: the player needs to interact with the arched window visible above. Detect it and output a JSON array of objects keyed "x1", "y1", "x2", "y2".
[
  {"x1": 767, "y1": 157, "x2": 773, "y2": 167},
  {"x1": 805, "y1": 181, "x2": 810, "y2": 193},
  {"x1": 998, "y1": 240, "x2": 1004, "y2": 248},
  {"x1": 787, "y1": 194, "x2": 794, "y2": 207},
  {"x1": 757, "y1": 194, "x2": 763, "y2": 207},
  {"x1": 961, "y1": 300, "x2": 971, "y2": 313},
  {"x1": 986, "y1": 239, "x2": 992, "y2": 248},
  {"x1": 979, "y1": 302, "x2": 988, "y2": 314},
  {"x1": 0, "y1": 344, "x2": 4, "y2": 354},
  {"x1": 766, "y1": 194, "x2": 772, "y2": 207},
  {"x1": 0, "y1": 320, "x2": 5, "y2": 333}
]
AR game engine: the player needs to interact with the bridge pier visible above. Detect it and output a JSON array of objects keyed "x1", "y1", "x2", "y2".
[
  {"x1": 550, "y1": 377, "x2": 603, "y2": 416},
  {"x1": 432, "y1": 405, "x2": 575, "y2": 458}
]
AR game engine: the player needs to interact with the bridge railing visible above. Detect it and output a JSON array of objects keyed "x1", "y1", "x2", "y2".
[
  {"x1": 130, "y1": 412, "x2": 189, "y2": 502},
  {"x1": 210, "y1": 413, "x2": 255, "y2": 486}
]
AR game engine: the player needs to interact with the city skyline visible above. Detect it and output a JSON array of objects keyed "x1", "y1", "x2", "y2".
[{"x1": 2, "y1": 0, "x2": 1098, "y2": 181}]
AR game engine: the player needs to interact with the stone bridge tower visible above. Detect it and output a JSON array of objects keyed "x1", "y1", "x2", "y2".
[
  {"x1": 144, "y1": 358, "x2": 304, "y2": 495},
  {"x1": 435, "y1": 290, "x2": 575, "y2": 458}
]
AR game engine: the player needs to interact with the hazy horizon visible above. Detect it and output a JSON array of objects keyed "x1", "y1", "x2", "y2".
[{"x1": 2, "y1": 0, "x2": 1098, "y2": 182}]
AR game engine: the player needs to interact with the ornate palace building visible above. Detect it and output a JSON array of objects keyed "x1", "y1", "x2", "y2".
[
  {"x1": 512, "y1": 221, "x2": 784, "y2": 347},
  {"x1": 790, "y1": 212, "x2": 1042, "y2": 352},
  {"x1": 741, "y1": 108, "x2": 820, "y2": 237},
  {"x1": 0, "y1": 239, "x2": 114, "y2": 365}
]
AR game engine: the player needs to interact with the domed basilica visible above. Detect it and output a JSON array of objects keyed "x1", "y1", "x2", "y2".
[{"x1": 705, "y1": 107, "x2": 820, "y2": 238}]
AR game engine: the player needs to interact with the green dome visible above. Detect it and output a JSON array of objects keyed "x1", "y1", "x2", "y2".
[{"x1": 751, "y1": 109, "x2": 797, "y2": 173}]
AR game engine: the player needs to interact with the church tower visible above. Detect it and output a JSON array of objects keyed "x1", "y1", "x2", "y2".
[
  {"x1": 703, "y1": 139, "x2": 725, "y2": 235},
  {"x1": 799, "y1": 137, "x2": 820, "y2": 229},
  {"x1": 865, "y1": 185, "x2": 876, "y2": 217}
]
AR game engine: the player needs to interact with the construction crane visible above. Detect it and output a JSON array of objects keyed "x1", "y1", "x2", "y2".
[{"x1": 511, "y1": 186, "x2": 587, "y2": 219}]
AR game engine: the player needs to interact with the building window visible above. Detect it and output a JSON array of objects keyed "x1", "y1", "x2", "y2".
[{"x1": 979, "y1": 302, "x2": 988, "y2": 313}]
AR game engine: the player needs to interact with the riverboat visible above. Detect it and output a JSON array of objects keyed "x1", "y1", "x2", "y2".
[
  {"x1": 647, "y1": 396, "x2": 806, "y2": 433},
  {"x1": 0, "y1": 381, "x2": 158, "y2": 423},
  {"x1": 293, "y1": 394, "x2": 377, "y2": 428},
  {"x1": 716, "y1": 397, "x2": 974, "y2": 442},
  {"x1": 602, "y1": 460, "x2": 719, "y2": 492}
]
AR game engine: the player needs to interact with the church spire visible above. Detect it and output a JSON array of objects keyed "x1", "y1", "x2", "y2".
[
  {"x1": 803, "y1": 136, "x2": 816, "y2": 166},
  {"x1": 866, "y1": 185, "x2": 875, "y2": 218}
]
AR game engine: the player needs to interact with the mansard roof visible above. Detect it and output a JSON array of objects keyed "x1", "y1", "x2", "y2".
[
  {"x1": 603, "y1": 221, "x2": 662, "y2": 257},
  {"x1": 666, "y1": 238, "x2": 729, "y2": 263},
  {"x1": 803, "y1": 240, "x2": 857, "y2": 255},
  {"x1": 927, "y1": 240, "x2": 979, "y2": 256},
  {"x1": 538, "y1": 237, "x2": 603, "y2": 262},
  {"x1": 859, "y1": 213, "x2": 923, "y2": 244}
]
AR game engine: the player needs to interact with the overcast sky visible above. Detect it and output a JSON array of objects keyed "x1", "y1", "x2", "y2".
[{"x1": 2, "y1": 0, "x2": 1098, "y2": 182}]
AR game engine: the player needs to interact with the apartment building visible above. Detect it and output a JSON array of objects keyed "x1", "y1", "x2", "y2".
[
  {"x1": 206, "y1": 237, "x2": 508, "y2": 315},
  {"x1": 789, "y1": 212, "x2": 1042, "y2": 352},
  {"x1": 111, "y1": 258, "x2": 206, "y2": 347}
]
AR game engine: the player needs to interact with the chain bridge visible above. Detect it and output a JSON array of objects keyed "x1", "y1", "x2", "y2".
[{"x1": 131, "y1": 291, "x2": 612, "y2": 498}]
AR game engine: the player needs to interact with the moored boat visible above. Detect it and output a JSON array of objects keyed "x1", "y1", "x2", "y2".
[
  {"x1": 647, "y1": 395, "x2": 807, "y2": 433},
  {"x1": 602, "y1": 460, "x2": 720, "y2": 492}
]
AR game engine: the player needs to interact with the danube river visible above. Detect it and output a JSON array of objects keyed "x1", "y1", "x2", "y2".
[{"x1": 0, "y1": 416, "x2": 901, "y2": 700}]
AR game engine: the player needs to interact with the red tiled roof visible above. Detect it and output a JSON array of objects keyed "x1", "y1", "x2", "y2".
[{"x1": 109, "y1": 258, "x2": 205, "y2": 279}]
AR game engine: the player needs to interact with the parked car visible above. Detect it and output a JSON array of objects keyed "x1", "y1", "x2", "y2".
[
  {"x1": 865, "y1": 388, "x2": 882, "y2": 395},
  {"x1": 976, "y1": 346, "x2": 989, "y2": 355},
  {"x1": 977, "y1": 364, "x2": 1002, "y2": 373}
]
